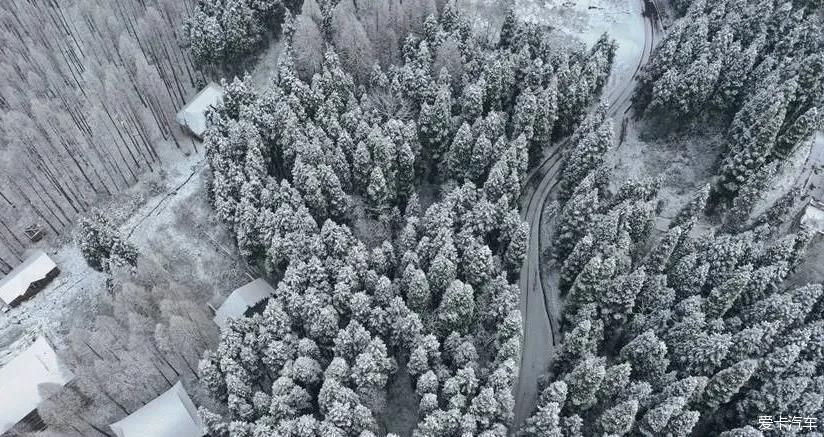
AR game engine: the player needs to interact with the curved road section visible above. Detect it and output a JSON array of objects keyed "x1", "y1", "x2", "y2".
[{"x1": 513, "y1": 0, "x2": 662, "y2": 429}]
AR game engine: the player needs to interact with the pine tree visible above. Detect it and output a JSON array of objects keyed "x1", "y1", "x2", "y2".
[
  {"x1": 619, "y1": 330, "x2": 670, "y2": 384},
  {"x1": 560, "y1": 235, "x2": 595, "y2": 292},
  {"x1": 446, "y1": 123, "x2": 474, "y2": 180},
  {"x1": 703, "y1": 359, "x2": 757, "y2": 412},
  {"x1": 555, "y1": 188, "x2": 599, "y2": 262},
  {"x1": 703, "y1": 265, "x2": 752, "y2": 319},
  {"x1": 670, "y1": 184, "x2": 710, "y2": 229},
  {"x1": 418, "y1": 82, "x2": 453, "y2": 163},
  {"x1": 597, "y1": 400, "x2": 638, "y2": 436},
  {"x1": 558, "y1": 105, "x2": 612, "y2": 202},
  {"x1": 403, "y1": 264, "x2": 432, "y2": 314},
  {"x1": 367, "y1": 167, "x2": 389, "y2": 212},
  {"x1": 437, "y1": 279, "x2": 475, "y2": 335},
  {"x1": 564, "y1": 356, "x2": 606, "y2": 412},
  {"x1": 601, "y1": 267, "x2": 646, "y2": 324},
  {"x1": 718, "y1": 81, "x2": 789, "y2": 197}
]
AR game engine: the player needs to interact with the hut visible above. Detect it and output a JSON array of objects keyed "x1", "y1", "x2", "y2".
[
  {"x1": 108, "y1": 381, "x2": 204, "y2": 437},
  {"x1": 212, "y1": 278, "x2": 276, "y2": 329},
  {"x1": 175, "y1": 82, "x2": 224, "y2": 139},
  {"x1": 0, "y1": 336, "x2": 74, "y2": 434},
  {"x1": 800, "y1": 198, "x2": 824, "y2": 234},
  {"x1": 0, "y1": 250, "x2": 59, "y2": 308}
]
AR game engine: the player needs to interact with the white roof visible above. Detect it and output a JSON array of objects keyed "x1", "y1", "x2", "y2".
[
  {"x1": 213, "y1": 278, "x2": 276, "y2": 329},
  {"x1": 801, "y1": 200, "x2": 824, "y2": 234},
  {"x1": 175, "y1": 82, "x2": 224, "y2": 138},
  {"x1": 109, "y1": 381, "x2": 204, "y2": 437},
  {"x1": 0, "y1": 336, "x2": 74, "y2": 434},
  {"x1": 0, "y1": 250, "x2": 58, "y2": 306}
]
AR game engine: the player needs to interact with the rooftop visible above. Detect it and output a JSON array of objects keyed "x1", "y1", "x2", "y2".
[
  {"x1": 109, "y1": 381, "x2": 204, "y2": 437},
  {"x1": 175, "y1": 82, "x2": 224, "y2": 139},
  {"x1": 213, "y1": 278, "x2": 276, "y2": 329},
  {"x1": 0, "y1": 336, "x2": 74, "y2": 434},
  {"x1": 0, "y1": 250, "x2": 58, "y2": 306}
]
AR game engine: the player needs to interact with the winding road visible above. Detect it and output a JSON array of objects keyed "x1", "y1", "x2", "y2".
[{"x1": 513, "y1": 0, "x2": 663, "y2": 428}]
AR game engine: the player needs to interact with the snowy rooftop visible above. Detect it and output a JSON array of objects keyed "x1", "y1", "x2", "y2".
[
  {"x1": 0, "y1": 250, "x2": 58, "y2": 307},
  {"x1": 0, "y1": 336, "x2": 74, "y2": 434},
  {"x1": 109, "y1": 381, "x2": 204, "y2": 437},
  {"x1": 175, "y1": 82, "x2": 223, "y2": 139},
  {"x1": 213, "y1": 278, "x2": 276, "y2": 329},
  {"x1": 801, "y1": 200, "x2": 824, "y2": 234}
]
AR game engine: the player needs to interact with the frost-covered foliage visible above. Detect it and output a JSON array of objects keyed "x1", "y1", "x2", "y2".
[
  {"x1": 39, "y1": 263, "x2": 218, "y2": 435},
  {"x1": 202, "y1": 0, "x2": 614, "y2": 267},
  {"x1": 76, "y1": 209, "x2": 138, "y2": 273},
  {"x1": 634, "y1": 0, "x2": 823, "y2": 198},
  {"x1": 197, "y1": 2, "x2": 616, "y2": 434},
  {"x1": 198, "y1": 185, "x2": 526, "y2": 435},
  {"x1": 183, "y1": 0, "x2": 291, "y2": 67},
  {"x1": 524, "y1": 164, "x2": 824, "y2": 435}
]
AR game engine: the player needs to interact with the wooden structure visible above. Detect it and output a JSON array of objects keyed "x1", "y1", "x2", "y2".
[
  {"x1": 23, "y1": 224, "x2": 44, "y2": 242},
  {"x1": 175, "y1": 82, "x2": 224, "y2": 139},
  {"x1": 0, "y1": 250, "x2": 59, "y2": 307}
]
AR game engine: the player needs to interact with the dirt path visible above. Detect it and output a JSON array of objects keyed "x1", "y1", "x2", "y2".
[{"x1": 512, "y1": 0, "x2": 662, "y2": 428}]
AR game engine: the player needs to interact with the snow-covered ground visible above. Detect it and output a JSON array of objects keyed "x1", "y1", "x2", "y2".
[{"x1": 0, "y1": 148, "x2": 246, "y2": 353}]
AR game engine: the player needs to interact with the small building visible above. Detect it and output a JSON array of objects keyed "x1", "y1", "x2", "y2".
[
  {"x1": 213, "y1": 278, "x2": 276, "y2": 330},
  {"x1": 175, "y1": 82, "x2": 224, "y2": 139},
  {"x1": 800, "y1": 199, "x2": 824, "y2": 234},
  {"x1": 24, "y1": 224, "x2": 44, "y2": 242},
  {"x1": 0, "y1": 250, "x2": 59, "y2": 308},
  {"x1": 109, "y1": 381, "x2": 204, "y2": 437},
  {"x1": 0, "y1": 336, "x2": 75, "y2": 435}
]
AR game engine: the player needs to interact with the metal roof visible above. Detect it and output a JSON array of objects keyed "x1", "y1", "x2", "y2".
[
  {"x1": 0, "y1": 250, "x2": 58, "y2": 306},
  {"x1": 109, "y1": 381, "x2": 204, "y2": 437},
  {"x1": 175, "y1": 82, "x2": 224, "y2": 138},
  {"x1": 0, "y1": 336, "x2": 74, "y2": 434},
  {"x1": 213, "y1": 278, "x2": 276, "y2": 329}
]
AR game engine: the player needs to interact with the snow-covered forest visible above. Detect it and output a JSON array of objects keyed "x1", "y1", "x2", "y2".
[
  {"x1": 0, "y1": 0, "x2": 201, "y2": 271},
  {"x1": 0, "y1": 0, "x2": 823, "y2": 435}
]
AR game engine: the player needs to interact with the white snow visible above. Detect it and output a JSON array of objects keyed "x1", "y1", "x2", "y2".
[
  {"x1": 109, "y1": 381, "x2": 204, "y2": 437},
  {"x1": 0, "y1": 147, "x2": 245, "y2": 355},
  {"x1": 0, "y1": 336, "x2": 74, "y2": 434},
  {"x1": 176, "y1": 83, "x2": 224, "y2": 138}
]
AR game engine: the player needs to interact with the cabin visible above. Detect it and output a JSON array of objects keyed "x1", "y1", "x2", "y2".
[
  {"x1": 175, "y1": 82, "x2": 224, "y2": 139},
  {"x1": 800, "y1": 198, "x2": 824, "y2": 235},
  {"x1": 109, "y1": 381, "x2": 204, "y2": 437},
  {"x1": 0, "y1": 336, "x2": 75, "y2": 435},
  {"x1": 212, "y1": 278, "x2": 276, "y2": 330},
  {"x1": 0, "y1": 250, "x2": 59, "y2": 308}
]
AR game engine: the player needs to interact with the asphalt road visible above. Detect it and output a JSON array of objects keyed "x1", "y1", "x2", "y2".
[{"x1": 512, "y1": 0, "x2": 662, "y2": 429}]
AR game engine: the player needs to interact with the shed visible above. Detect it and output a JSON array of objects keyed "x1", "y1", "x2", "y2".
[
  {"x1": 213, "y1": 278, "x2": 276, "y2": 329},
  {"x1": 0, "y1": 336, "x2": 75, "y2": 434},
  {"x1": 175, "y1": 82, "x2": 224, "y2": 139},
  {"x1": 109, "y1": 381, "x2": 204, "y2": 437},
  {"x1": 0, "y1": 250, "x2": 59, "y2": 307},
  {"x1": 800, "y1": 199, "x2": 824, "y2": 234}
]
